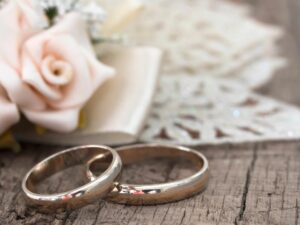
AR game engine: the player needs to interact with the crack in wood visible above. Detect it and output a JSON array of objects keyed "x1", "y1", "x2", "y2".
[
  {"x1": 179, "y1": 210, "x2": 186, "y2": 225},
  {"x1": 91, "y1": 201, "x2": 106, "y2": 225},
  {"x1": 234, "y1": 146, "x2": 258, "y2": 225},
  {"x1": 2, "y1": 142, "x2": 300, "y2": 224},
  {"x1": 296, "y1": 200, "x2": 299, "y2": 225},
  {"x1": 161, "y1": 205, "x2": 171, "y2": 224}
]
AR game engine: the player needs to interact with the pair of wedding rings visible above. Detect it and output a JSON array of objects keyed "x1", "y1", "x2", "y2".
[{"x1": 22, "y1": 144, "x2": 209, "y2": 213}]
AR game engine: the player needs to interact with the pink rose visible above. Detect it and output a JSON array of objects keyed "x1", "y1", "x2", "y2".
[
  {"x1": 0, "y1": 1, "x2": 115, "y2": 134},
  {"x1": 0, "y1": 0, "x2": 47, "y2": 135},
  {"x1": 19, "y1": 13, "x2": 115, "y2": 132}
]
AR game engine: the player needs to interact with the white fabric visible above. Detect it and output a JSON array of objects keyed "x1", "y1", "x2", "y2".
[
  {"x1": 126, "y1": 0, "x2": 285, "y2": 89},
  {"x1": 140, "y1": 75, "x2": 300, "y2": 145}
]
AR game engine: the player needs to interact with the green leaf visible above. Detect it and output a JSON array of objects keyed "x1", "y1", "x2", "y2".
[{"x1": 45, "y1": 6, "x2": 58, "y2": 25}]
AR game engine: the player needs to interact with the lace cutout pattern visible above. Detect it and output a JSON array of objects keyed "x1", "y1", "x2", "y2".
[{"x1": 140, "y1": 75, "x2": 300, "y2": 145}]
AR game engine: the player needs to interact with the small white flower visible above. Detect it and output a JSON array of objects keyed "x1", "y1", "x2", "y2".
[{"x1": 33, "y1": 0, "x2": 107, "y2": 39}]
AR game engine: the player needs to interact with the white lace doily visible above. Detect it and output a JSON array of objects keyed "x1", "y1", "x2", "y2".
[
  {"x1": 140, "y1": 75, "x2": 300, "y2": 145},
  {"x1": 126, "y1": 0, "x2": 286, "y2": 89},
  {"x1": 102, "y1": 0, "x2": 297, "y2": 146}
]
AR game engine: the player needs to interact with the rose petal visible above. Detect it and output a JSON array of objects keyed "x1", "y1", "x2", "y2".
[
  {"x1": 0, "y1": 2, "x2": 22, "y2": 68},
  {"x1": 0, "y1": 0, "x2": 47, "y2": 68},
  {"x1": 24, "y1": 13, "x2": 93, "y2": 66},
  {"x1": 82, "y1": 48, "x2": 116, "y2": 90},
  {"x1": 41, "y1": 55, "x2": 73, "y2": 86},
  {"x1": 47, "y1": 35, "x2": 92, "y2": 107},
  {"x1": 23, "y1": 108, "x2": 80, "y2": 133},
  {"x1": 22, "y1": 51, "x2": 63, "y2": 101},
  {"x1": 16, "y1": 0, "x2": 48, "y2": 33},
  {"x1": 48, "y1": 13, "x2": 94, "y2": 54},
  {"x1": 22, "y1": 30, "x2": 51, "y2": 67},
  {"x1": 45, "y1": 34, "x2": 114, "y2": 108},
  {"x1": 0, "y1": 61, "x2": 46, "y2": 110}
]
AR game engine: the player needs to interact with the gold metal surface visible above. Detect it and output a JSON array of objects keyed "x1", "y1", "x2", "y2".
[
  {"x1": 22, "y1": 145, "x2": 122, "y2": 213},
  {"x1": 86, "y1": 144, "x2": 209, "y2": 205}
]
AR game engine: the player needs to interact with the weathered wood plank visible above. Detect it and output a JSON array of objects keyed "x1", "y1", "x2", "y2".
[
  {"x1": 1, "y1": 0, "x2": 300, "y2": 224},
  {"x1": 1, "y1": 142, "x2": 300, "y2": 225},
  {"x1": 0, "y1": 143, "x2": 254, "y2": 225},
  {"x1": 236, "y1": 143, "x2": 300, "y2": 225}
]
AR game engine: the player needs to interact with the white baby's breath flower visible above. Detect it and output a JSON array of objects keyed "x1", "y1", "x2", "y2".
[
  {"x1": 75, "y1": 1, "x2": 107, "y2": 23},
  {"x1": 74, "y1": 1, "x2": 107, "y2": 39},
  {"x1": 33, "y1": 0, "x2": 107, "y2": 39},
  {"x1": 35, "y1": 0, "x2": 77, "y2": 16}
]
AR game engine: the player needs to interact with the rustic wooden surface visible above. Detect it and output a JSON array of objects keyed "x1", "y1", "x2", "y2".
[{"x1": 1, "y1": 0, "x2": 300, "y2": 224}]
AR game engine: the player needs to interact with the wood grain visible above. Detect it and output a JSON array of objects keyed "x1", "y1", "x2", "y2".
[{"x1": 1, "y1": 0, "x2": 300, "y2": 224}]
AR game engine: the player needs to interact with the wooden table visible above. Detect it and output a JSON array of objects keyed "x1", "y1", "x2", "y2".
[{"x1": 1, "y1": 0, "x2": 300, "y2": 224}]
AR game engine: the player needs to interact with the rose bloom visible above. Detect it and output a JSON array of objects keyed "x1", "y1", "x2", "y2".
[
  {"x1": 0, "y1": 1, "x2": 115, "y2": 134},
  {"x1": 20, "y1": 13, "x2": 115, "y2": 132},
  {"x1": 0, "y1": 0, "x2": 47, "y2": 135}
]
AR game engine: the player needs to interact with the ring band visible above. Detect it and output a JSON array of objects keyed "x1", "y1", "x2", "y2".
[
  {"x1": 86, "y1": 144, "x2": 209, "y2": 205},
  {"x1": 22, "y1": 145, "x2": 122, "y2": 213}
]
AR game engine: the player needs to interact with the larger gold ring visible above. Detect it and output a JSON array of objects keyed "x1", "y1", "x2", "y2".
[
  {"x1": 86, "y1": 144, "x2": 209, "y2": 205},
  {"x1": 22, "y1": 145, "x2": 122, "y2": 213}
]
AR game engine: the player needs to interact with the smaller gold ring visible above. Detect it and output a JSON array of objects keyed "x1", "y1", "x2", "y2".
[
  {"x1": 22, "y1": 145, "x2": 122, "y2": 213},
  {"x1": 86, "y1": 144, "x2": 209, "y2": 205}
]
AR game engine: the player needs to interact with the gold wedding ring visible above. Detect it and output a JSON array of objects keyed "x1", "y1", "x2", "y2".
[
  {"x1": 22, "y1": 144, "x2": 209, "y2": 212},
  {"x1": 86, "y1": 144, "x2": 209, "y2": 205},
  {"x1": 22, "y1": 145, "x2": 122, "y2": 213}
]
